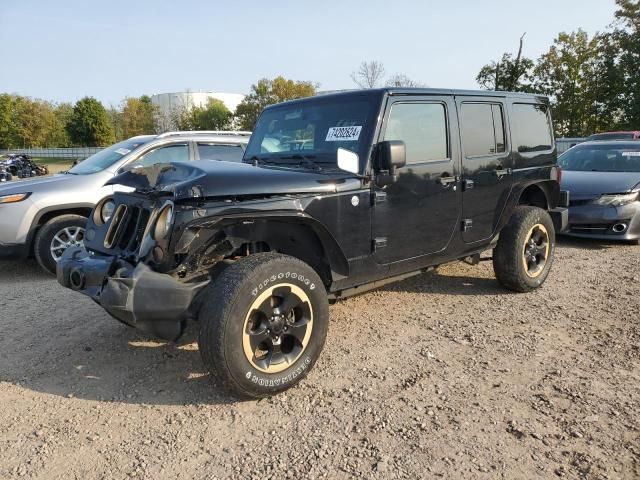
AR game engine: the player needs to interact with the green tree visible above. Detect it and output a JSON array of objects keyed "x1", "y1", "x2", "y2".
[
  {"x1": 12, "y1": 96, "x2": 55, "y2": 147},
  {"x1": 235, "y1": 77, "x2": 317, "y2": 130},
  {"x1": 534, "y1": 30, "x2": 602, "y2": 137},
  {"x1": 477, "y1": 34, "x2": 536, "y2": 92},
  {"x1": 176, "y1": 98, "x2": 232, "y2": 131},
  {"x1": 121, "y1": 95, "x2": 157, "y2": 138},
  {"x1": 612, "y1": 0, "x2": 640, "y2": 129},
  {"x1": 67, "y1": 97, "x2": 115, "y2": 146},
  {"x1": 45, "y1": 103, "x2": 73, "y2": 147},
  {"x1": 0, "y1": 94, "x2": 16, "y2": 149},
  {"x1": 192, "y1": 98, "x2": 232, "y2": 130}
]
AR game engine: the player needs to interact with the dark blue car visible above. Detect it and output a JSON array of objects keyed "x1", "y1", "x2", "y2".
[{"x1": 560, "y1": 141, "x2": 640, "y2": 243}]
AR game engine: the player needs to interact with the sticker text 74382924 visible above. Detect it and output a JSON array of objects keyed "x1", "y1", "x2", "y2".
[{"x1": 325, "y1": 126, "x2": 362, "y2": 142}]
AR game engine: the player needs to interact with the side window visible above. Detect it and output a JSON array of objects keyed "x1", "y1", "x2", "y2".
[
  {"x1": 132, "y1": 144, "x2": 189, "y2": 167},
  {"x1": 383, "y1": 103, "x2": 448, "y2": 164},
  {"x1": 197, "y1": 143, "x2": 244, "y2": 163},
  {"x1": 512, "y1": 104, "x2": 553, "y2": 153},
  {"x1": 460, "y1": 103, "x2": 506, "y2": 156}
]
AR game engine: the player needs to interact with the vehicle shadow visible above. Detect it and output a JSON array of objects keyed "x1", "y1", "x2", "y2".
[{"x1": 381, "y1": 267, "x2": 508, "y2": 296}]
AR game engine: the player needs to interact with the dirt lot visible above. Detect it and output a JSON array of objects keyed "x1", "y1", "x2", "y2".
[{"x1": 0, "y1": 238, "x2": 638, "y2": 479}]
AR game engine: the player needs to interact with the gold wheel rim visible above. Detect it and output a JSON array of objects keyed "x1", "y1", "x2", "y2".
[
  {"x1": 242, "y1": 283, "x2": 313, "y2": 374},
  {"x1": 522, "y1": 223, "x2": 550, "y2": 278}
]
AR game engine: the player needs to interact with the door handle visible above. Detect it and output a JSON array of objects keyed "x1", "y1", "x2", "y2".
[
  {"x1": 437, "y1": 175, "x2": 458, "y2": 186},
  {"x1": 495, "y1": 168, "x2": 512, "y2": 178}
]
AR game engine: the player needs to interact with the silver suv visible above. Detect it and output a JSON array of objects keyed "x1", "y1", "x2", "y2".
[{"x1": 0, "y1": 131, "x2": 250, "y2": 273}]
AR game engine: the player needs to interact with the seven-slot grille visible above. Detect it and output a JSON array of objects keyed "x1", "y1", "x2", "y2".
[{"x1": 104, "y1": 204, "x2": 151, "y2": 252}]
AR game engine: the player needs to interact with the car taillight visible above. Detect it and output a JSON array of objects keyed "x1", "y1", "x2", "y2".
[{"x1": 557, "y1": 166, "x2": 562, "y2": 185}]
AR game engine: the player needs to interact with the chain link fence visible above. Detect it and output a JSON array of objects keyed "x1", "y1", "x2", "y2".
[{"x1": 0, "y1": 147, "x2": 103, "y2": 159}]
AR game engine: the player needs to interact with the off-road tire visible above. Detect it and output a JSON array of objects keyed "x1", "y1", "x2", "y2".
[
  {"x1": 198, "y1": 253, "x2": 329, "y2": 399},
  {"x1": 34, "y1": 214, "x2": 87, "y2": 275},
  {"x1": 493, "y1": 206, "x2": 555, "y2": 292}
]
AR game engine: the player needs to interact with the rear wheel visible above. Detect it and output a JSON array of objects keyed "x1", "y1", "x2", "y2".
[
  {"x1": 198, "y1": 253, "x2": 329, "y2": 398},
  {"x1": 493, "y1": 206, "x2": 555, "y2": 292},
  {"x1": 34, "y1": 215, "x2": 87, "y2": 275}
]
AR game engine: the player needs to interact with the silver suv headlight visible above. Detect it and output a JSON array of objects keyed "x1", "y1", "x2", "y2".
[{"x1": 591, "y1": 192, "x2": 639, "y2": 206}]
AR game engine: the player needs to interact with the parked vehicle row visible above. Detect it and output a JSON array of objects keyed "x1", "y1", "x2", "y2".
[{"x1": 0, "y1": 131, "x2": 249, "y2": 273}]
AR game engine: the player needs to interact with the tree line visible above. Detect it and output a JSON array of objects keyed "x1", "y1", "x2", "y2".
[
  {"x1": 0, "y1": 77, "x2": 317, "y2": 149},
  {"x1": 476, "y1": 0, "x2": 639, "y2": 137}
]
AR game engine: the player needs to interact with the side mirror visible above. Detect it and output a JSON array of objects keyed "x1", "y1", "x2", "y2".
[
  {"x1": 336, "y1": 148, "x2": 360, "y2": 174},
  {"x1": 376, "y1": 140, "x2": 406, "y2": 184}
]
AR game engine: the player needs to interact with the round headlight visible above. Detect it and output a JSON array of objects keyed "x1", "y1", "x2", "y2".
[
  {"x1": 154, "y1": 205, "x2": 174, "y2": 239},
  {"x1": 101, "y1": 200, "x2": 116, "y2": 223}
]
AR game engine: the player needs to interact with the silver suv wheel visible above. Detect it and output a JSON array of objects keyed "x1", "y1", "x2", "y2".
[{"x1": 50, "y1": 226, "x2": 85, "y2": 262}]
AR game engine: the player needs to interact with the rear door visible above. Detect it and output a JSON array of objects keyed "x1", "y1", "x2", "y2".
[
  {"x1": 373, "y1": 96, "x2": 461, "y2": 264},
  {"x1": 456, "y1": 98, "x2": 512, "y2": 243}
]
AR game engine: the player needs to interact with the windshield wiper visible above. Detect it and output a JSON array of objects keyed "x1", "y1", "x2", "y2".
[{"x1": 279, "y1": 154, "x2": 323, "y2": 172}]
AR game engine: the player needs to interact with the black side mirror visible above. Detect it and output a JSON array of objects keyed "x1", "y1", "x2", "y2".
[{"x1": 376, "y1": 140, "x2": 406, "y2": 185}]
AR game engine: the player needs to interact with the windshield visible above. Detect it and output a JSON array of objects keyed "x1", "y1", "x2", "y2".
[
  {"x1": 559, "y1": 144, "x2": 640, "y2": 172},
  {"x1": 244, "y1": 97, "x2": 378, "y2": 170},
  {"x1": 68, "y1": 138, "x2": 153, "y2": 175}
]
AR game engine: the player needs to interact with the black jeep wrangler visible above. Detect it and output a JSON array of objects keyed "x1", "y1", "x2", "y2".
[{"x1": 58, "y1": 88, "x2": 568, "y2": 398}]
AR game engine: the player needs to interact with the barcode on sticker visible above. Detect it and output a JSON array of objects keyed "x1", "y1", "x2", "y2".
[
  {"x1": 622, "y1": 151, "x2": 640, "y2": 157},
  {"x1": 326, "y1": 126, "x2": 362, "y2": 142}
]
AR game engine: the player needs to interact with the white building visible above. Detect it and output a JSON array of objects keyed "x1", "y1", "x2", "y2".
[{"x1": 151, "y1": 91, "x2": 245, "y2": 131}]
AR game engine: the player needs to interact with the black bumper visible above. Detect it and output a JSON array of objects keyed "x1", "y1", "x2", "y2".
[
  {"x1": 549, "y1": 207, "x2": 569, "y2": 234},
  {"x1": 57, "y1": 247, "x2": 209, "y2": 340},
  {"x1": 0, "y1": 242, "x2": 29, "y2": 259}
]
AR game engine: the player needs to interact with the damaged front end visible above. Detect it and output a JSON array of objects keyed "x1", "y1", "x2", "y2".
[
  {"x1": 56, "y1": 163, "x2": 223, "y2": 340},
  {"x1": 57, "y1": 247, "x2": 208, "y2": 340}
]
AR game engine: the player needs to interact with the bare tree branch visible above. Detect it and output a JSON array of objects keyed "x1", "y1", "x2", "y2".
[{"x1": 351, "y1": 61, "x2": 386, "y2": 88}]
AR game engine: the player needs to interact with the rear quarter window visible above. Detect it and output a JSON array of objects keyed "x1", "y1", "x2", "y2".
[{"x1": 512, "y1": 104, "x2": 553, "y2": 153}]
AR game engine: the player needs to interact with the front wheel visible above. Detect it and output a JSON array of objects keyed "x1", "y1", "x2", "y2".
[
  {"x1": 34, "y1": 215, "x2": 87, "y2": 275},
  {"x1": 198, "y1": 253, "x2": 329, "y2": 398},
  {"x1": 493, "y1": 206, "x2": 555, "y2": 292}
]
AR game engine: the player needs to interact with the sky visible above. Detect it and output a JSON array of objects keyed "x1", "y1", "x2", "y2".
[{"x1": 0, "y1": 0, "x2": 619, "y2": 107}]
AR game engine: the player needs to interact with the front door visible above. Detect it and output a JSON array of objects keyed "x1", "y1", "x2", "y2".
[
  {"x1": 456, "y1": 99, "x2": 513, "y2": 243},
  {"x1": 373, "y1": 97, "x2": 461, "y2": 264}
]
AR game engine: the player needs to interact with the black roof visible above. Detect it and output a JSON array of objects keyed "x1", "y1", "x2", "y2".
[{"x1": 267, "y1": 87, "x2": 549, "y2": 110}]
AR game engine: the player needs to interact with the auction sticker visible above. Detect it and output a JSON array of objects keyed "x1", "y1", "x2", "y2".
[
  {"x1": 622, "y1": 151, "x2": 640, "y2": 157},
  {"x1": 115, "y1": 148, "x2": 131, "y2": 155},
  {"x1": 326, "y1": 126, "x2": 362, "y2": 142}
]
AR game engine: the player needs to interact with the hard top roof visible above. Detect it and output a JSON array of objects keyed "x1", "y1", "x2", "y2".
[{"x1": 266, "y1": 87, "x2": 549, "y2": 110}]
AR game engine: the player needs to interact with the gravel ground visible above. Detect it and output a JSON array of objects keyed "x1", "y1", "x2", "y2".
[{"x1": 0, "y1": 238, "x2": 638, "y2": 479}]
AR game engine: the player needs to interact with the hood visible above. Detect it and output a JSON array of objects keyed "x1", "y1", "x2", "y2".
[
  {"x1": 105, "y1": 160, "x2": 360, "y2": 200},
  {"x1": 561, "y1": 170, "x2": 640, "y2": 199},
  {"x1": 0, "y1": 173, "x2": 80, "y2": 196}
]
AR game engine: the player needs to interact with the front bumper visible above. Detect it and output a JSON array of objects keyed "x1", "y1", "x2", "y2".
[
  {"x1": 57, "y1": 246, "x2": 209, "y2": 340},
  {"x1": 563, "y1": 202, "x2": 640, "y2": 241}
]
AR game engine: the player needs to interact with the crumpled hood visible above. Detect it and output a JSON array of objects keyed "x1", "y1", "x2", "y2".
[
  {"x1": 105, "y1": 160, "x2": 359, "y2": 200},
  {"x1": 561, "y1": 170, "x2": 640, "y2": 199}
]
